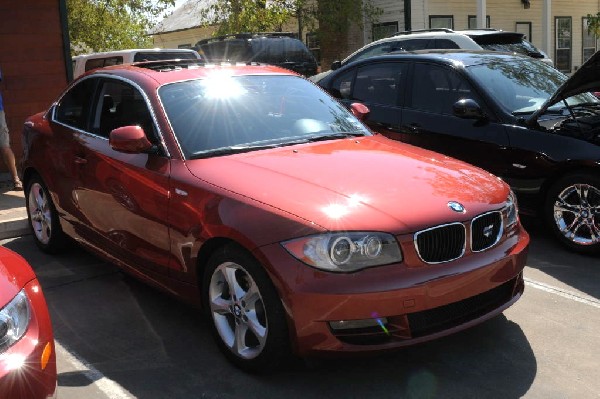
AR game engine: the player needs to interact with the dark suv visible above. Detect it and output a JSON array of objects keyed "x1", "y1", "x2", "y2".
[
  {"x1": 318, "y1": 50, "x2": 600, "y2": 254},
  {"x1": 194, "y1": 33, "x2": 318, "y2": 76}
]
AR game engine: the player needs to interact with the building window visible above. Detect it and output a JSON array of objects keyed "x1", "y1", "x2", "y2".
[
  {"x1": 468, "y1": 15, "x2": 490, "y2": 29},
  {"x1": 178, "y1": 44, "x2": 192, "y2": 49},
  {"x1": 555, "y1": 17, "x2": 572, "y2": 72},
  {"x1": 306, "y1": 32, "x2": 321, "y2": 63},
  {"x1": 372, "y1": 22, "x2": 398, "y2": 41},
  {"x1": 429, "y1": 15, "x2": 454, "y2": 30},
  {"x1": 515, "y1": 22, "x2": 532, "y2": 41},
  {"x1": 583, "y1": 17, "x2": 597, "y2": 63}
]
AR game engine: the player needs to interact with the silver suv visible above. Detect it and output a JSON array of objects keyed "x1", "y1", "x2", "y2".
[{"x1": 311, "y1": 28, "x2": 552, "y2": 82}]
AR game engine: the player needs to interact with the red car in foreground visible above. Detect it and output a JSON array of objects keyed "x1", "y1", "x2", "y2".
[
  {"x1": 22, "y1": 60, "x2": 529, "y2": 371},
  {"x1": 0, "y1": 247, "x2": 56, "y2": 397}
]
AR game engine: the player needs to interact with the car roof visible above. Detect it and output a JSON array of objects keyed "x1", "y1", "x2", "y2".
[
  {"x1": 345, "y1": 49, "x2": 532, "y2": 68},
  {"x1": 83, "y1": 60, "x2": 299, "y2": 86}
]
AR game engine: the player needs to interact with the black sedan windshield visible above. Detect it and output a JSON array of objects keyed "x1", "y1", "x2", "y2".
[
  {"x1": 159, "y1": 75, "x2": 370, "y2": 158},
  {"x1": 467, "y1": 58, "x2": 598, "y2": 115}
]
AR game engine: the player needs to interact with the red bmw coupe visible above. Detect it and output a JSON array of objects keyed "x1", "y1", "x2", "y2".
[
  {"x1": 0, "y1": 247, "x2": 56, "y2": 397},
  {"x1": 21, "y1": 60, "x2": 529, "y2": 371}
]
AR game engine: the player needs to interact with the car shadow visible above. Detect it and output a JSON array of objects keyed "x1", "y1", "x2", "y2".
[
  {"x1": 520, "y1": 216, "x2": 600, "y2": 300},
  {"x1": 2, "y1": 236, "x2": 537, "y2": 399}
]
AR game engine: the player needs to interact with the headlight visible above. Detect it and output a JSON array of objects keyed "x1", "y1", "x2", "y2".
[
  {"x1": 0, "y1": 290, "x2": 30, "y2": 353},
  {"x1": 282, "y1": 232, "x2": 403, "y2": 272},
  {"x1": 505, "y1": 190, "x2": 519, "y2": 228}
]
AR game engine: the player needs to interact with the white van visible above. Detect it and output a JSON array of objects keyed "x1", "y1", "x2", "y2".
[{"x1": 72, "y1": 48, "x2": 202, "y2": 78}]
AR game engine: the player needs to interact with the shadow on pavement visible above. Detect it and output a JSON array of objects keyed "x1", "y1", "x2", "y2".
[
  {"x1": 2, "y1": 235, "x2": 539, "y2": 399},
  {"x1": 520, "y1": 216, "x2": 600, "y2": 300}
]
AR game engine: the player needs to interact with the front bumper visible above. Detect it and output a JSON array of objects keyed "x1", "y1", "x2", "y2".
[
  {"x1": 0, "y1": 279, "x2": 57, "y2": 399},
  {"x1": 255, "y1": 225, "x2": 529, "y2": 356}
]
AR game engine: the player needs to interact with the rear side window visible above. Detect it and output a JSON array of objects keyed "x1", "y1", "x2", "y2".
[
  {"x1": 85, "y1": 56, "x2": 123, "y2": 72},
  {"x1": 133, "y1": 52, "x2": 198, "y2": 62},
  {"x1": 352, "y1": 63, "x2": 405, "y2": 106},
  {"x1": 432, "y1": 39, "x2": 461, "y2": 49},
  {"x1": 396, "y1": 39, "x2": 431, "y2": 51},
  {"x1": 199, "y1": 41, "x2": 251, "y2": 62},
  {"x1": 55, "y1": 78, "x2": 97, "y2": 130}
]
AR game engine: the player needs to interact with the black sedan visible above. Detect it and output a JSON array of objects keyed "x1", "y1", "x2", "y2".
[{"x1": 318, "y1": 50, "x2": 600, "y2": 254}]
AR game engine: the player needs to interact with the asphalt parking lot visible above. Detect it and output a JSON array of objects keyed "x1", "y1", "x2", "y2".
[{"x1": 1, "y1": 217, "x2": 599, "y2": 399}]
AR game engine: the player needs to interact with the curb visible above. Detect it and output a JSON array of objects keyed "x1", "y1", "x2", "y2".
[{"x1": 0, "y1": 216, "x2": 30, "y2": 240}]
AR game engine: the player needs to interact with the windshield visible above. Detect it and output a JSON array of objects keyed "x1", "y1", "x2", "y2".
[
  {"x1": 467, "y1": 58, "x2": 599, "y2": 115},
  {"x1": 159, "y1": 75, "x2": 371, "y2": 159}
]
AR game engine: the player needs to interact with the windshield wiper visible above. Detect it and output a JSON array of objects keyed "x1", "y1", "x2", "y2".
[
  {"x1": 189, "y1": 143, "x2": 282, "y2": 159},
  {"x1": 304, "y1": 132, "x2": 366, "y2": 142}
]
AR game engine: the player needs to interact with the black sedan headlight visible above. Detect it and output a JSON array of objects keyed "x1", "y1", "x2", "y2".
[
  {"x1": 0, "y1": 290, "x2": 31, "y2": 353},
  {"x1": 282, "y1": 232, "x2": 403, "y2": 272}
]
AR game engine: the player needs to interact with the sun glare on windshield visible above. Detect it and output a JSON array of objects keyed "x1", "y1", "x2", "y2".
[{"x1": 203, "y1": 73, "x2": 248, "y2": 99}]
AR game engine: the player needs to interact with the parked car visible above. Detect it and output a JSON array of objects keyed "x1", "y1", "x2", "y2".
[
  {"x1": 72, "y1": 48, "x2": 201, "y2": 78},
  {"x1": 310, "y1": 28, "x2": 551, "y2": 83},
  {"x1": 0, "y1": 247, "x2": 56, "y2": 398},
  {"x1": 22, "y1": 59, "x2": 529, "y2": 371},
  {"x1": 318, "y1": 50, "x2": 600, "y2": 254},
  {"x1": 194, "y1": 33, "x2": 318, "y2": 76}
]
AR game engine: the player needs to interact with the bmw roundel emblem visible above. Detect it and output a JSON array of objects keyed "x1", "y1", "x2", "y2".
[{"x1": 448, "y1": 201, "x2": 465, "y2": 213}]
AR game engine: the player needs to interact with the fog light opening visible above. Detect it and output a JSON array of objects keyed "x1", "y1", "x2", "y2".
[{"x1": 329, "y1": 317, "x2": 389, "y2": 332}]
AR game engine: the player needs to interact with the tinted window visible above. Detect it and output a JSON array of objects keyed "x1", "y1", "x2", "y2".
[
  {"x1": 467, "y1": 58, "x2": 596, "y2": 114},
  {"x1": 433, "y1": 39, "x2": 461, "y2": 49},
  {"x1": 345, "y1": 42, "x2": 398, "y2": 64},
  {"x1": 411, "y1": 64, "x2": 480, "y2": 114},
  {"x1": 90, "y1": 79, "x2": 156, "y2": 141},
  {"x1": 85, "y1": 56, "x2": 123, "y2": 72},
  {"x1": 199, "y1": 41, "x2": 251, "y2": 62},
  {"x1": 159, "y1": 75, "x2": 370, "y2": 158},
  {"x1": 353, "y1": 63, "x2": 405, "y2": 106},
  {"x1": 133, "y1": 52, "x2": 198, "y2": 62},
  {"x1": 55, "y1": 78, "x2": 97, "y2": 130},
  {"x1": 330, "y1": 68, "x2": 355, "y2": 100},
  {"x1": 396, "y1": 39, "x2": 431, "y2": 51}
]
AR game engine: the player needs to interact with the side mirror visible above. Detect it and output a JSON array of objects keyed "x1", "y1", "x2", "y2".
[
  {"x1": 331, "y1": 60, "x2": 342, "y2": 71},
  {"x1": 350, "y1": 102, "x2": 370, "y2": 121},
  {"x1": 109, "y1": 126, "x2": 153, "y2": 154},
  {"x1": 453, "y1": 99, "x2": 486, "y2": 120}
]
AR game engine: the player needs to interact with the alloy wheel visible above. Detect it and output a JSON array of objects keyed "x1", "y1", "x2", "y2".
[
  {"x1": 208, "y1": 262, "x2": 268, "y2": 359},
  {"x1": 28, "y1": 182, "x2": 52, "y2": 245},
  {"x1": 553, "y1": 183, "x2": 600, "y2": 246}
]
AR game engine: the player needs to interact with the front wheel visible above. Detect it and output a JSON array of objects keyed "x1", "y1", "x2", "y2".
[
  {"x1": 25, "y1": 175, "x2": 67, "y2": 253},
  {"x1": 203, "y1": 244, "x2": 291, "y2": 372},
  {"x1": 544, "y1": 173, "x2": 600, "y2": 254}
]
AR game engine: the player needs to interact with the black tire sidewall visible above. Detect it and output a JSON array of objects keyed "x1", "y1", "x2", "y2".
[
  {"x1": 544, "y1": 173, "x2": 600, "y2": 254},
  {"x1": 202, "y1": 244, "x2": 290, "y2": 372}
]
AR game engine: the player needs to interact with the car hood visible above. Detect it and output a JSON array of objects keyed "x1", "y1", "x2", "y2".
[
  {"x1": 527, "y1": 50, "x2": 600, "y2": 124},
  {"x1": 0, "y1": 247, "x2": 36, "y2": 305},
  {"x1": 186, "y1": 136, "x2": 508, "y2": 234}
]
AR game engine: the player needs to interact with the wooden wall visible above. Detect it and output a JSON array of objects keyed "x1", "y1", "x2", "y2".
[{"x1": 0, "y1": 0, "x2": 69, "y2": 171}]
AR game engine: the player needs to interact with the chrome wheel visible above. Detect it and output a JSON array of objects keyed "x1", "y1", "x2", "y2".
[
  {"x1": 28, "y1": 182, "x2": 52, "y2": 245},
  {"x1": 208, "y1": 262, "x2": 268, "y2": 360},
  {"x1": 553, "y1": 183, "x2": 600, "y2": 246}
]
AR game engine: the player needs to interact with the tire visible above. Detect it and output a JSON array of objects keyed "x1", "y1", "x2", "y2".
[
  {"x1": 202, "y1": 244, "x2": 291, "y2": 372},
  {"x1": 25, "y1": 175, "x2": 68, "y2": 253},
  {"x1": 544, "y1": 173, "x2": 600, "y2": 254}
]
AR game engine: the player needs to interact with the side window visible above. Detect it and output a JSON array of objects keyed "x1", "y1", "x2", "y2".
[
  {"x1": 397, "y1": 39, "x2": 431, "y2": 51},
  {"x1": 433, "y1": 39, "x2": 461, "y2": 49},
  {"x1": 84, "y1": 57, "x2": 123, "y2": 72},
  {"x1": 91, "y1": 80, "x2": 157, "y2": 142},
  {"x1": 330, "y1": 68, "x2": 356, "y2": 100},
  {"x1": 353, "y1": 62, "x2": 405, "y2": 106},
  {"x1": 346, "y1": 43, "x2": 395, "y2": 64},
  {"x1": 55, "y1": 78, "x2": 97, "y2": 130},
  {"x1": 411, "y1": 64, "x2": 480, "y2": 114}
]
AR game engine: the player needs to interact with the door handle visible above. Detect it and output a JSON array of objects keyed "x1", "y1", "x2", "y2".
[{"x1": 74, "y1": 156, "x2": 87, "y2": 165}]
